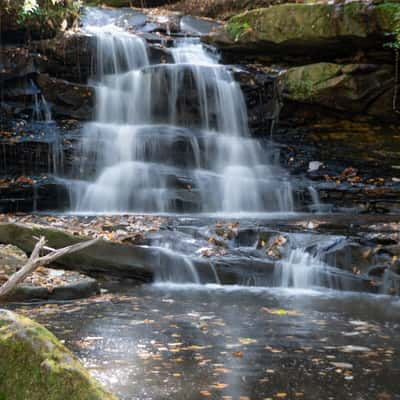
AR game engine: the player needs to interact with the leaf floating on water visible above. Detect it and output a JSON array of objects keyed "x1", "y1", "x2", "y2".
[
  {"x1": 200, "y1": 390, "x2": 212, "y2": 397},
  {"x1": 330, "y1": 362, "x2": 353, "y2": 369},
  {"x1": 239, "y1": 338, "x2": 257, "y2": 345},
  {"x1": 339, "y1": 345, "x2": 371, "y2": 353},
  {"x1": 184, "y1": 345, "x2": 210, "y2": 351},
  {"x1": 262, "y1": 307, "x2": 301, "y2": 316},
  {"x1": 214, "y1": 367, "x2": 231, "y2": 374},
  {"x1": 276, "y1": 393, "x2": 287, "y2": 398},
  {"x1": 211, "y1": 382, "x2": 228, "y2": 389},
  {"x1": 233, "y1": 351, "x2": 244, "y2": 358}
]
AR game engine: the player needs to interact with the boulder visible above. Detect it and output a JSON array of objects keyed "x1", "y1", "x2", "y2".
[
  {"x1": 207, "y1": 2, "x2": 400, "y2": 61},
  {"x1": 284, "y1": 63, "x2": 398, "y2": 120},
  {"x1": 0, "y1": 309, "x2": 117, "y2": 400}
]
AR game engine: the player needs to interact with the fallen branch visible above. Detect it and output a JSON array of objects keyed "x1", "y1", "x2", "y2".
[{"x1": 0, "y1": 236, "x2": 99, "y2": 300}]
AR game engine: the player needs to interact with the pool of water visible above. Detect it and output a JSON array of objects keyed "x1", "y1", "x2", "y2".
[{"x1": 11, "y1": 284, "x2": 400, "y2": 400}]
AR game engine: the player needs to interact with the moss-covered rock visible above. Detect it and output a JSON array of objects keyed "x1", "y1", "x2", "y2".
[
  {"x1": 0, "y1": 309, "x2": 117, "y2": 400},
  {"x1": 285, "y1": 63, "x2": 343, "y2": 101},
  {"x1": 225, "y1": 2, "x2": 400, "y2": 44},
  {"x1": 284, "y1": 62, "x2": 397, "y2": 119}
]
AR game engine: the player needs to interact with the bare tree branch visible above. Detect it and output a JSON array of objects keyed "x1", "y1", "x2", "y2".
[{"x1": 0, "y1": 236, "x2": 100, "y2": 301}]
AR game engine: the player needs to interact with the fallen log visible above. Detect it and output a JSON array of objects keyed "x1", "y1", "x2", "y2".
[
  {"x1": 0, "y1": 223, "x2": 154, "y2": 281},
  {"x1": 0, "y1": 236, "x2": 99, "y2": 300}
]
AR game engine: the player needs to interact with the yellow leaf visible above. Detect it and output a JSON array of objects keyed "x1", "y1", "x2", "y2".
[
  {"x1": 211, "y1": 382, "x2": 228, "y2": 389},
  {"x1": 239, "y1": 338, "x2": 257, "y2": 345}
]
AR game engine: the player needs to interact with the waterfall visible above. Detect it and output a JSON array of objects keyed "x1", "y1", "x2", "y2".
[
  {"x1": 69, "y1": 18, "x2": 295, "y2": 214},
  {"x1": 308, "y1": 186, "x2": 322, "y2": 213},
  {"x1": 30, "y1": 80, "x2": 64, "y2": 175},
  {"x1": 31, "y1": 80, "x2": 52, "y2": 123}
]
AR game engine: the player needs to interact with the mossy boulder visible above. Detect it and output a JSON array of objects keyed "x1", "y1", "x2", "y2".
[
  {"x1": 284, "y1": 62, "x2": 397, "y2": 120},
  {"x1": 0, "y1": 309, "x2": 117, "y2": 400},
  {"x1": 226, "y1": 2, "x2": 400, "y2": 43},
  {"x1": 205, "y1": 1, "x2": 400, "y2": 60}
]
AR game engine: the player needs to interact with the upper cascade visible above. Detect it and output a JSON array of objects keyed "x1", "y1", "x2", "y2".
[{"x1": 69, "y1": 11, "x2": 294, "y2": 214}]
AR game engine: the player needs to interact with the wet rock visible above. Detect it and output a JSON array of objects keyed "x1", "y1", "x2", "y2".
[
  {"x1": 33, "y1": 33, "x2": 95, "y2": 83},
  {"x1": 36, "y1": 74, "x2": 94, "y2": 120},
  {"x1": 383, "y1": 269, "x2": 400, "y2": 295},
  {"x1": 234, "y1": 67, "x2": 283, "y2": 135},
  {"x1": 0, "y1": 178, "x2": 70, "y2": 213},
  {"x1": 0, "y1": 309, "x2": 117, "y2": 400},
  {"x1": 180, "y1": 16, "x2": 222, "y2": 36},
  {"x1": 0, "y1": 47, "x2": 35, "y2": 82}
]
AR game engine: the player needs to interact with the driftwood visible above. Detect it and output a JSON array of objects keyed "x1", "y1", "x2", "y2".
[{"x1": 0, "y1": 236, "x2": 99, "y2": 300}]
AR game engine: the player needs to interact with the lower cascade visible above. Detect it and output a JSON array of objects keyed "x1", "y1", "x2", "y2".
[{"x1": 68, "y1": 19, "x2": 294, "y2": 214}]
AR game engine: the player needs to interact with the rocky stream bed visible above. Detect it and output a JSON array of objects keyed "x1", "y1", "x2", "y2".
[{"x1": 1, "y1": 1, "x2": 400, "y2": 399}]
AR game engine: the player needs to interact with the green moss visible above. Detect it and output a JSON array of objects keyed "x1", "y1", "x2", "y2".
[
  {"x1": 226, "y1": 20, "x2": 251, "y2": 41},
  {"x1": 375, "y1": 2, "x2": 400, "y2": 48},
  {"x1": 286, "y1": 80, "x2": 317, "y2": 100},
  {"x1": 0, "y1": 310, "x2": 117, "y2": 400},
  {"x1": 225, "y1": 2, "x2": 400, "y2": 45},
  {"x1": 285, "y1": 63, "x2": 343, "y2": 101}
]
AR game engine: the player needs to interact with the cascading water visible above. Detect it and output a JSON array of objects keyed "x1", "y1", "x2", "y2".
[{"x1": 69, "y1": 17, "x2": 294, "y2": 214}]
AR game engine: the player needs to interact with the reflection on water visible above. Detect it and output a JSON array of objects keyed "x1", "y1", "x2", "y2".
[{"x1": 11, "y1": 286, "x2": 400, "y2": 400}]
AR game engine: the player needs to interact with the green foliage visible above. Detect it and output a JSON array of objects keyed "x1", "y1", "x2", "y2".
[
  {"x1": 380, "y1": 2, "x2": 400, "y2": 49},
  {"x1": 15, "y1": 0, "x2": 82, "y2": 30},
  {"x1": 286, "y1": 79, "x2": 317, "y2": 101},
  {"x1": 227, "y1": 20, "x2": 251, "y2": 41}
]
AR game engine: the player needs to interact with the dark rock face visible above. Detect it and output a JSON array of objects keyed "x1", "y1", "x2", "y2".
[
  {"x1": 36, "y1": 74, "x2": 94, "y2": 120},
  {"x1": 33, "y1": 34, "x2": 95, "y2": 83}
]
